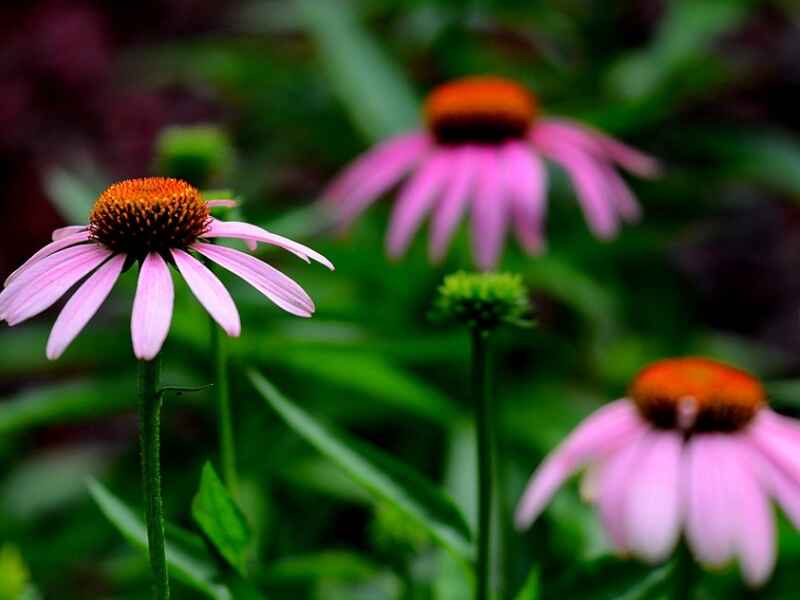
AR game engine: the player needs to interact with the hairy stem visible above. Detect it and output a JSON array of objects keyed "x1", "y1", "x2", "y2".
[{"x1": 472, "y1": 329, "x2": 493, "y2": 600}]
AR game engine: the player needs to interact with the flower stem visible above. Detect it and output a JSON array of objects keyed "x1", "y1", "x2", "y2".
[
  {"x1": 672, "y1": 543, "x2": 695, "y2": 600},
  {"x1": 211, "y1": 319, "x2": 238, "y2": 497},
  {"x1": 472, "y1": 329, "x2": 493, "y2": 600},
  {"x1": 138, "y1": 356, "x2": 169, "y2": 600}
]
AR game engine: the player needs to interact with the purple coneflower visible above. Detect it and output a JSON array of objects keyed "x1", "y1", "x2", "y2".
[
  {"x1": 0, "y1": 177, "x2": 333, "y2": 360},
  {"x1": 515, "y1": 357, "x2": 800, "y2": 586},
  {"x1": 324, "y1": 76, "x2": 658, "y2": 270}
]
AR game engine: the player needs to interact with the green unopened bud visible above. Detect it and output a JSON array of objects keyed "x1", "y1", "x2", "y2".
[
  {"x1": 431, "y1": 271, "x2": 532, "y2": 332},
  {"x1": 155, "y1": 124, "x2": 234, "y2": 189}
]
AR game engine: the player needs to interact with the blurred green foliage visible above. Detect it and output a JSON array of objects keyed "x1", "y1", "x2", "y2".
[{"x1": 4, "y1": 0, "x2": 800, "y2": 599}]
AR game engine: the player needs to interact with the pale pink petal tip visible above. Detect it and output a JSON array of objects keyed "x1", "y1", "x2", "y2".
[
  {"x1": 46, "y1": 254, "x2": 125, "y2": 360},
  {"x1": 171, "y1": 248, "x2": 240, "y2": 337},
  {"x1": 514, "y1": 399, "x2": 643, "y2": 530},
  {"x1": 131, "y1": 252, "x2": 175, "y2": 361},
  {"x1": 206, "y1": 199, "x2": 238, "y2": 208},
  {"x1": 52, "y1": 225, "x2": 88, "y2": 241}
]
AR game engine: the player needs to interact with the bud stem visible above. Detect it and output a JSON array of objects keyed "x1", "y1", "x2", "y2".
[
  {"x1": 473, "y1": 329, "x2": 494, "y2": 600},
  {"x1": 211, "y1": 318, "x2": 239, "y2": 498},
  {"x1": 138, "y1": 356, "x2": 169, "y2": 600}
]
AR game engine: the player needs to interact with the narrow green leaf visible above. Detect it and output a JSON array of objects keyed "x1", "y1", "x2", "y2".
[
  {"x1": 514, "y1": 567, "x2": 540, "y2": 600},
  {"x1": 192, "y1": 463, "x2": 251, "y2": 575},
  {"x1": 43, "y1": 166, "x2": 105, "y2": 224},
  {"x1": 247, "y1": 370, "x2": 473, "y2": 562},
  {"x1": 258, "y1": 551, "x2": 382, "y2": 584},
  {"x1": 87, "y1": 479, "x2": 232, "y2": 600},
  {"x1": 296, "y1": 0, "x2": 419, "y2": 142}
]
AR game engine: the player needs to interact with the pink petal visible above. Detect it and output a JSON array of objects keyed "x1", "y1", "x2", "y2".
[
  {"x1": 52, "y1": 225, "x2": 88, "y2": 241},
  {"x1": 171, "y1": 248, "x2": 240, "y2": 337},
  {"x1": 205, "y1": 199, "x2": 238, "y2": 208},
  {"x1": 131, "y1": 252, "x2": 174, "y2": 361},
  {"x1": 471, "y1": 149, "x2": 509, "y2": 270},
  {"x1": 684, "y1": 434, "x2": 735, "y2": 568},
  {"x1": 600, "y1": 163, "x2": 641, "y2": 223},
  {"x1": 747, "y1": 410, "x2": 800, "y2": 484},
  {"x1": 597, "y1": 431, "x2": 648, "y2": 550},
  {"x1": 46, "y1": 254, "x2": 125, "y2": 360},
  {"x1": 386, "y1": 151, "x2": 450, "y2": 258},
  {"x1": 192, "y1": 242, "x2": 314, "y2": 318},
  {"x1": 534, "y1": 119, "x2": 660, "y2": 178},
  {"x1": 722, "y1": 437, "x2": 775, "y2": 587},
  {"x1": 5, "y1": 230, "x2": 92, "y2": 286},
  {"x1": 1, "y1": 244, "x2": 111, "y2": 326},
  {"x1": 514, "y1": 399, "x2": 644, "y2": 529},
  {"x1": 501, "y1": 141, "x2": 548, "y2": 255},
  {"x1": 428, "y1": 147, "x2": 479, "y2": 262},
  {"x1": 536, "y1": 140, "x2": 619, "y2": 239},
  {"x1": 623, "y1": 430, "x2": 683, "y2": 563},
  {"x1": 203, "y1": 219, "x2": 334, "y2": 270},
  {"x1": 325, "y1": 133, "x2": 430, "y2": 227}
]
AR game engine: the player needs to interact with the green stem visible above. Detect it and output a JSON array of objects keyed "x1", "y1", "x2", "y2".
[
  {"x1": 672, "y1": 543, "x2": 695, "y2": 600},
  {"x1": 211, "y1": 318, "x2": 238, "y2": 497},
  {"x1": 472, "y1": 329, "x2": 493, "y2": 600},
  {"x1": 138, "y1": 356, "x2": 169, "y2": 600}
]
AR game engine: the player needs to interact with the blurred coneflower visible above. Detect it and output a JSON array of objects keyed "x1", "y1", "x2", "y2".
[
  {"x1": 515, "y1": 357, "x2": 800, "y2": 587},
  {"x1": 0, "y1": 177, "x2": 333, "y2": 360},
  {"x1": 323, "y1": 76, "x2": 659, "y2": 270}
]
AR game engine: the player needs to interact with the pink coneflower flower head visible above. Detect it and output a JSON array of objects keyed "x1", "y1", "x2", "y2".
[
  {"x1": 323, "y1": 76, "x2": 659, "y2": 270},
  {"x1": 515, "y1": 357, "x2": 800, "y2": 587},
  {"x1": 0, "y1": 177, "x2": 333, "y2": 361}
]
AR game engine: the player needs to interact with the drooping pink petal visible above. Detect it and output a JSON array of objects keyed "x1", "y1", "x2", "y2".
[
  {"x1": 534, "y1": 119, "x2": 660, "y2": 178},
  {"x1": 205, "y1": 199, "x2": 238, "y2": 208},
  {"x1": 5, "y1": 230, "x2": 92, "y2": 286},
  {"x1": 501, "y1": 141, "x2": 548, "y2": 254},
  {"x1": 202, "y1": 219, "x2": 334, "y2": 270},
  {"x1": 722, "y1": 437, "x2": 775, "y2": 587},
  {"x1": 599, "y1": 163, "x2": 641, "y2": 223},
  {"x1": 192, "y1": 242, "x2": 314, "y2": 318},
  {"x1": 514, "y1": 399, "x2": 644, "y2": 529},
  {"x1": 428, "y1": 147, "x2": 478, "y2": 262},
  {"x1": 744, "y1": 431, "x2": 800, "y2": 529},
  {"x1": 171, "y1": 248, "x2": 240, "y2": 337},
  {"x1": 46, "y1": 254, "x2": 125, "y2": 360},
  {"x1": 747, "y1": 410, "x2": 800, "y2": 484},
  {"x1": 324, "y1": 132, "x2": 428, "y2": 202},
  {"x1": 52, "y1": 225, "x2": 88, "y2": 241},
  {"x1": 597, "y1": 430, "x2": 648, "y2": 550},
  {"x1": 326, "y1": 133, "x2": 431, "y2": 227},
  {"x1": 684, "y1": 434, "x2": 735, "y2": 568},
  {"x1": 386, "y1": 151, "x2": 450, "y2": 258},
  {"x1": 471, "y1": 149, "x2": 509, "y2": 270},
  {"x1": 535, "y1": 139, "x2": 618, "y2": 239},
  {"x1": 131, "y1": 252, "x2": 174, "y2": 361},
  {"x1": 1, "y1": 244, "x2": 112, "y2": 326},
  {"x1": 623, "y1": 430, "x2": 683, "y2": 563}
]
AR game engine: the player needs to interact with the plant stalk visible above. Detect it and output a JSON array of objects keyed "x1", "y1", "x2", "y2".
[
  {"x1": 211, "y1": 320, "x2": 238, "y2": 497},
  {"x1": 472, "y1": 329, "x2": 493, "y2": 600},
  {"x1": 138, "y1": 356, "x2": 169, "y2": 600}
]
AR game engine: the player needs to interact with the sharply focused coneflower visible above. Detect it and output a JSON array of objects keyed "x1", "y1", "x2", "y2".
[
  {"x1": 0, "y1": 177, "x2": 333, "y2": 360},
  {"x1": 515, "y1": 357, "x2": 800, "y2": 587},
  {"x1": 323, "y1": 76, "x2": 659, "y2": 269}
]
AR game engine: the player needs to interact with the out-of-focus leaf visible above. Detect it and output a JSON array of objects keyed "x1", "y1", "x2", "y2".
[
  {"x1": 0, "y1": 380, "x2": 134, "y2": 436},
  {"x1": 2, "y1": 445, "x2": 112, "y2": 520},
  {"x1": 296, "y1": 0, "x2": 419, "y2": 142},
  {"x1": 43, "y1": 165, "x2": 106, "y2": 224},
  {"x1": 191, "y1": 463, "x2": 251, "y2": 575},
  {"x1": 608, "y1": 0, "x2": 753, "y2": 100},
  {"x1": 248, "y1": 370, "x2": 473, "y2": 561},
  {"x1": 258, "y1": 551, "x2": 382, "y2": 584},
  {"x1": 514, "y1": 567, "x2": 539, "y2": 600},
  {"x1": 611, "y1": 563, "x2": 672, "y2": 600},
  {"x1": 87, "y1": 479, "x2": 233, "y2": 600},
  {"x1": 546, "y1": 557, "x2": 671, "y2": 600}
]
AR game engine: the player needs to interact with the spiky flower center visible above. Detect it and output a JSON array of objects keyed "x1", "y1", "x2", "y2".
[
  {"x1": 424, "y1": 77, "x2": 538, "y2": 145},
  {"x1": 630, "y1": 357, "x2": 765, "y2": 432},
  {"x1": 89, "y1": 178, "x2": 209, "y2": 257}
]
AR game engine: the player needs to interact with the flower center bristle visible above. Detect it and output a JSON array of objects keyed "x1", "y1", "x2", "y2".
[
  {"x1": 89, "y1": 177, "x2": 209, "y2": 257},
  {"x1": 424, "y1": 77, "x2": 537, "y2": 145},
  {"x1": 630, "y1": 357, "x2": 765, "y2": 432}
]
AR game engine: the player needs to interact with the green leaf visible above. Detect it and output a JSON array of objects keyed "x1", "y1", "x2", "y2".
[
  {"x1": 87, "y1": 479, "x2": 232, "y2": 600},
  {"x1": 247, "y1": 370, "x2": 473, "y2": 562},
  {"x1": 258, "y1": 551, "x2": 382, "y2": 584},
  {"x1": 192, "y1": 463, "x2": 251, "y2": 575},
  {"x1": 43, "y1": 165, "x2": 106, "y2": 224},
  {"x1": 514, "y1": 567, "x2": 540, "y2": 600},
  {"x1": 295, "y1": 0, "x2": 419, "y2": 142}
]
